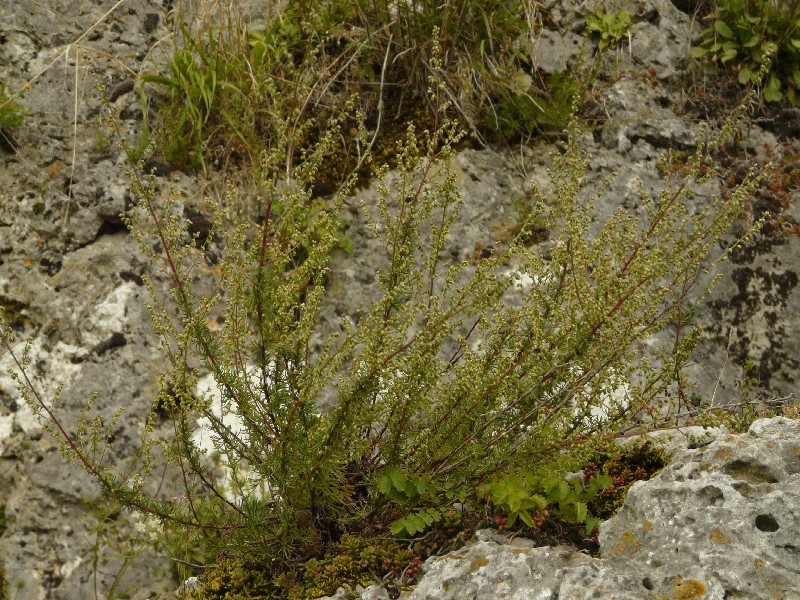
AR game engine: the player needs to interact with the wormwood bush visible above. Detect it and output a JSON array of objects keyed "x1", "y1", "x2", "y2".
[{"x1": 2, "y1": 80, "x2": 761, "y2": 585}]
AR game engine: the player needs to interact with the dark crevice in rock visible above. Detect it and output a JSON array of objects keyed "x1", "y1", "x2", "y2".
[
  {"x1": 723, "y1": 459, "x2": 779, "y2": 484},
  {"x1": 754, "y1": 514, "x2": 779, "y2": 532},
  {"x1": 96, "y1": 219, "x2": 129, "y2": 238},
  {"x1": 91, "y1": 331, "x2": 127, "y2": 356}
]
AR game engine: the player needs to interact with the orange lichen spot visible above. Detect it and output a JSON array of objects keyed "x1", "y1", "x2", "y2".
[
  {"x1": 714, "y1": 447, "x2": 733, "y2": 461},
  {"x1": 511, "y1": 548, "x2": 530, "y2": 555},
  {"x1": 642, "y1": 520, "x2": 654, "y2": 534},
  {"x1": 733, "y1": 482, "x2": 752, "y2": 497},
  {"x1": 753, "y1": 558, "x2": 764, "y2": 570},
  {"x1": 672, "y1": 577, "x2": 706, "y2": 599},
  {"x1": 45, "y1": 160, "x2": 66, "y2": 180},
  {"x1": 469, "y1": 556, "x2": 490, "y2": 572},
  {"x1": 709, "y1": 528, "x2": 732, "y2": 545},
  {"x1": 607, "y1": 530, "x2": 641, "y2": 558}
]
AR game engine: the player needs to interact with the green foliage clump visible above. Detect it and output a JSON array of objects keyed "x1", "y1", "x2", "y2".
[
  {"x1": 140, "y1": 0, "x2": 542, "y2": 173},
  {"x1": 0, "y1": 82, "x2": 24, "y2": 131},
  {"x1": 691, "y1": 0, "x2": 800, "y2": 104},
  {"x1": 585, "y1": 6, "x2": 633, "y2": 51},
  {"x1": 586, "y1": 440, "x2": 668, "y2": 518},
  {"x1": 0, "y1": 82, "x2": 24, "y2": 151},
  {"x1": 143, "y1": 27, "x2": 247, "y2": 171},
  {"x1": 185, "y1": 536, "x2": 413, "y2": 599},
  {"x1": 141, "y1": 3, "x2": 335, "y2": 172},
  {"x1": 482, "y1": 72, "x2": 582, "y2": 142},
  {"x1": 377, "y1": 466, "x2": 467, "y2": 537},
  {"x1": 291, "y1": 535, "x2": 413, "y2": 599},
  {"x1": 479, "y1": 466, "x2": 613, "y2": 535},
  {"x1": 183, "y1": 559, "x2": 272, "y2": 599}
]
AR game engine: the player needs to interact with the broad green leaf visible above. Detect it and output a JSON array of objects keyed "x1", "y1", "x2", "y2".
[
  {"x1": 389, "y1": 489, "x2": 408, "y2": 504},
  {"x1": 530, "y1": 494, "x2": 547, "y2": 510},
  {"x1": 519, "y1": 509, "x2": 534, "y2": 528},
  {"x1": 407, "y1": 514, "x2": 425, "y2": 535},
  {"x1": 477, "y1": 483, "x2": 490, "y2": 500},
  {"x1": 506, "y1": 511, "x2": 519, "y2": 528},
  {"x1": 389, "y1": 520, "x2": 406, "y2": 535},
  {"x1": 555, "y1": 479, "x2": 570, "y2": 501},
  {"x1": 690, "y1": 46, "x2": 708, "y2": 58},
  {"x1": 714, "y1": 20, "x2": 734, "y2": 39},
  {"x1": 404, "y1": 480, "x2": 419, "y2": 499},
  {"x1": 389, "y1": 467, "x2": 407, "y2": 492},
  {"x1": 575, "y1": 502, "x2": 588, "y2": 523},
  {"x1": 765, "y1": 75, "x2": 783, "y2": 102},
  {"x1": 377, "y1": 474, "x2": 392, "y2": 495},
  {"x1": 794, "y1": 70, "x2": 800, "y2": 87},
  {"x1": 743, "y1": 35, "x2": 760, "y2": 48},
  {"x1": 739, "y1": 67, "x2": 752, "y2": 84},
  {"x1": 792, "y1": 39, "x2": 800, "y2": 49},
  {"x1": 585, "y1": 516, "x2": 602, "y2": 535},
  {"x1": 721, "y1": 44, "x2": 738, "y2": 63}
]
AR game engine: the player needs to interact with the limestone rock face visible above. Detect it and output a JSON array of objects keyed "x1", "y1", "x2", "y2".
[
  {"x1": 322, "y1": 418, "x2": 800, "y2": 600},
  {"x1": 599, "y1": 416, "x2": 800, "y2": 598}
]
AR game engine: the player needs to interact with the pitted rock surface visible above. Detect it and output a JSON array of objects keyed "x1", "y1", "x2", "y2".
[{"x1": 600, "y1": 416, "x2": 800, "y2": 599}]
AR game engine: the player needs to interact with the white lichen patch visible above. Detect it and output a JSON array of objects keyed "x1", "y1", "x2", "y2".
[
  {"x1": 0, "y1": 414, "x2": 13, "y2": 444},
  {"x1": 59, "y1": 556, "x2": 82, "y2": 579},
  {"x1": 83, "y1": 282, "x2": 137, "y2": 346},
  {"x1": 0, "y1": 338, "x2": 84, "y2": 437},
  {"x1": 505, "y1": 269, "x2": 537, "y2": 292},
  {"x1": 193, "y1": 369, "x2": 273, "y2": 501}
]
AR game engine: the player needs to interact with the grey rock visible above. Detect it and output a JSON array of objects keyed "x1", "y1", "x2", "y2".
[
  {"x1": 696, "y1": 233, "x2": 800, "y2": 401},
  {"x1": 528, "y1": 29, "x2": 585, "y2": 74},
  {"x1": 600, "y1": 78, "x2": 695, "y2": 153},
  {"x1": 599, "y1": 416, "x2": 800, "y2": 598},
  {"x1": 628, "y1": 0, "x2": 693, "y2": 82}
]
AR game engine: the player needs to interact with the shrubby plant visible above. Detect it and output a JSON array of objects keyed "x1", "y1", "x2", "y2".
[{"x1": 2, "y1": 56, "x2": 763, "y2": 597}]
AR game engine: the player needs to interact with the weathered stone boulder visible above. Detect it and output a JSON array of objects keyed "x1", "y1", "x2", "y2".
[
  {"x1": 599, "y1": 416, "x2": 800, "y2": 598},
  {"x1": 321, "y1": 417, "x2": 800, "y2": 599}
]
